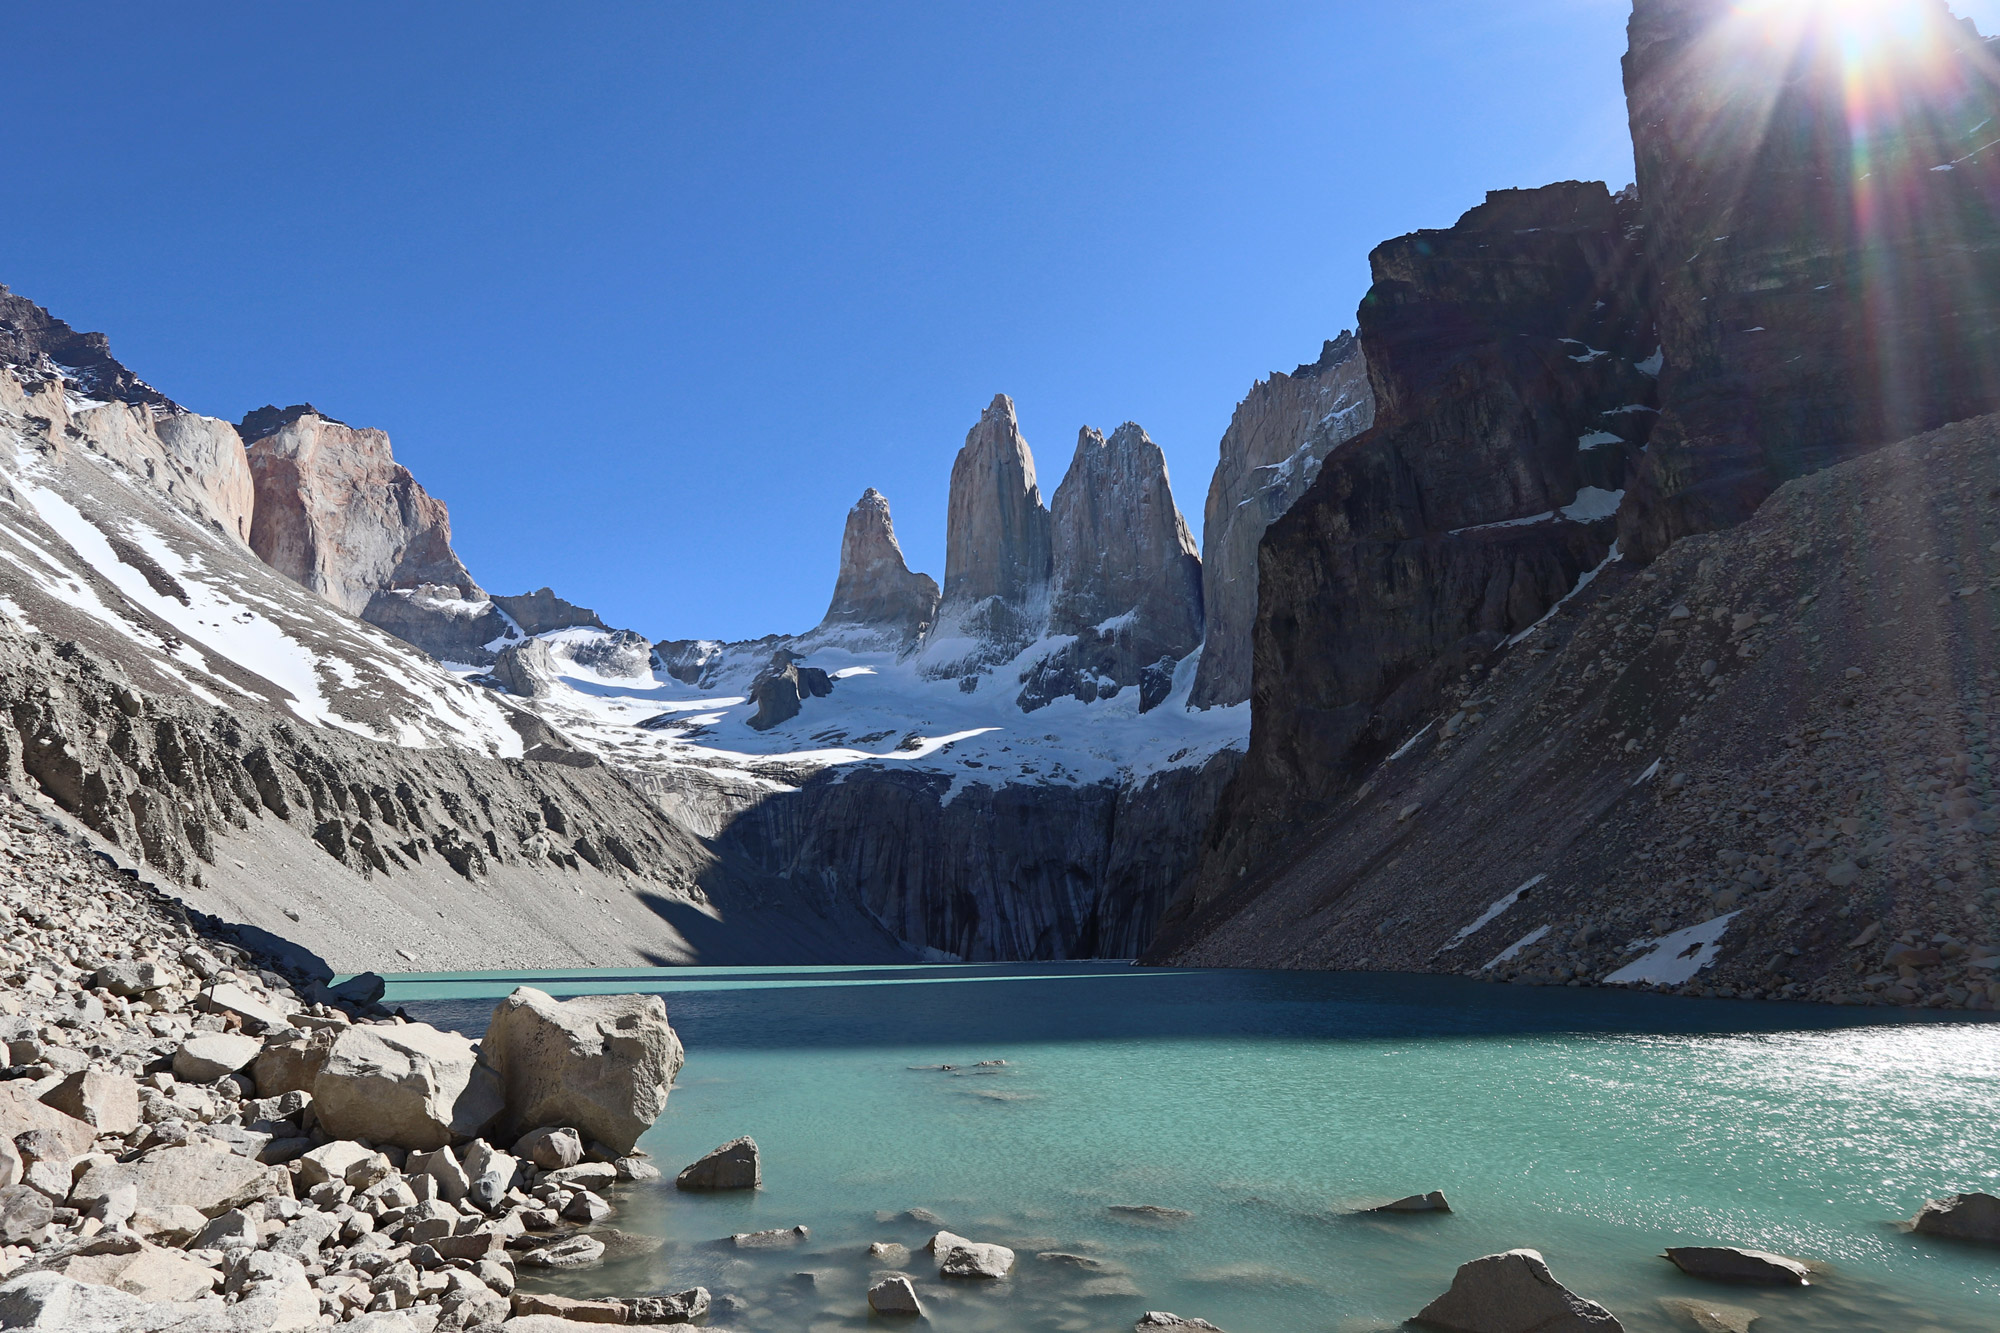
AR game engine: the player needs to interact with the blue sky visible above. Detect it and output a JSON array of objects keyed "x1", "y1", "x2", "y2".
[{"x1": 11, "y1": 2, "x2": 1995, "y2": 641}]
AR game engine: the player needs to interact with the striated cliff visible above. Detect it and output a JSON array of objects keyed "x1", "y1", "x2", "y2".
[
  {"x1": 1191, "y1": 333, "x2": 1374, "y2": 710},
  {"x1": 1160, "y1": 181, "x2": 1659, "y2": 946},
  {"x1": 1619, "y1": 0, "x2": 2000, "y2": 559}
]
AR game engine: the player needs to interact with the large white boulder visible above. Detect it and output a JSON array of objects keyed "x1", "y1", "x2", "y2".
[
  {"x1": 312, "y1": 1021, "x2": 501, "y2": 1151},
  {"x1": 480, "y1": 988, "x2": 683, "y2": 1155}
]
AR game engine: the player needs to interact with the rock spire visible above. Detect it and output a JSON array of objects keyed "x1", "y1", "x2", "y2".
[
  {"x1": 1048, "y1": 422, "x2": 1202, "y2": 650},
  {"x1": 941, "y1": 394, "x2": 1052, "y2": 608},
  {"x1": 819, "y1": 488, "x2": 940, "y2": 641}
]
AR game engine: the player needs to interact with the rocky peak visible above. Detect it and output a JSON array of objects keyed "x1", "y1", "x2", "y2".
[
  {"x1": 1048, "y1": 423, "x2": 1201, "y2": 646},
  {"x1": 1018, "y1": 422, "x2": 1203, "y2": 712},
  {"x1": 1620, "y1": 0, "x2": 2000, "y2": 558},
  {"x1": 0, "y1": 284, "x2": 173, "y2": 409},
  {"x1": 746, "y1": 650, "x2": 834, "y2": 731},
  {"x1": 818, "y1": 488, "x2": 940, "y2": 642},
  {"x1": 493, "y1": 588, "x2": 608, "y2": 638},
  {"x1": 941, "y1": 394, "x2": 1052, "y2": 608},
  {"x1": 243, "y1": 408, "x2": 480, "y2": 618},
  {"x1": 237, "y1": 403, "x2": 347, "y2": 444},
  {"x1": 1189, "y1": 331, "x2": 1374, "y2": 709}
]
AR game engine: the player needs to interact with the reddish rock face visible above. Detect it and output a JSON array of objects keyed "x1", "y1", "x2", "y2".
[
  {"x1": 242, "y1": 406, "x2": 479, "y2": 616},
  {"x1": 1620, "y1": 0, "x2": 2000, "y2": 558}
]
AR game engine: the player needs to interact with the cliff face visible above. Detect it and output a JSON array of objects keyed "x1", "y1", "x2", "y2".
[
  {"x1": 242, "y1": 405, "x2": 480, "y2": 617},
  {"x1": 818, "y1": 488, "x2": 939, "y2": 644},
  {"x1": 1158, "y1": 182, "x2": 1659, "y2": 945},
  {"x1": 1190, "y1": 334, "x2": 1374, "y2": 710},
  {"x1": 1619, "y1": 0, "x2": 2000, "y2": 559},
  {"x1": 1021, "y1": 423, "x2": 1204, "y2": 711},
  {"x1": 942, "y1": 394, "x2": 1053, "y2": 607},
  {"x1": 0, "y1": 283, "x2": 172, "y2": 409}
]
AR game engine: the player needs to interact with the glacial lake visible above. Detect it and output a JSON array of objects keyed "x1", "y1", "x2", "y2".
[{"x1": 384, "y1": 963, "x2": 2000, "y2": 1332}]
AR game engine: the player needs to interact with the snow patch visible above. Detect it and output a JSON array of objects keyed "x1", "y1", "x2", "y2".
[
  {"x1": 1442, "y1": 875, "x2": 1544, "y2": 951},
  {"x1": 1604, "y1": 913, "x2": 1741, "y2": 987},
  {"x1": 1484, "y1": 925, "x2": 1550, "y2": 970}
]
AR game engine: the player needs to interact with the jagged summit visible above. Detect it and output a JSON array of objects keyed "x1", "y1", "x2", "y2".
[
  {"x1": 0, "y1": 283, "x2": 174, "y2": 409},
  {"x1": 238, "y1": 402, "x2": 349, "y2": 443},
  {"x1": 942, "y1": 393, "x2": 1052, "y2": 608},
  {"x1": 818, "y1": 487, "x2": 939, "y2": 643},
  {"x1": 1048, "y1": 421, "x2": 1200, "y2": 645}
]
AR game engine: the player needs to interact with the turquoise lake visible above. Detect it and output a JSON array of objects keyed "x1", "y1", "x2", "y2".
[{"x1": 382, "y1": 963, "x2": 2000, "y2": 1331}]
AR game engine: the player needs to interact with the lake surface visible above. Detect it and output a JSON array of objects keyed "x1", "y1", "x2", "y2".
[{"x1": 386, "y1": 963, "x2": 2000, "y2": 1332}]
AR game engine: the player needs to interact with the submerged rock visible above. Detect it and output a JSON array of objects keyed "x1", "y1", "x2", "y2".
[
  {"x1": 733, "y1": 1225, "x2": 809, "y2": 1249},
  {"x1": 1657, "y1": 1297, "x2": 1759, "y2": 1333},
  {"x1": 1108, "y1": 1203, "x2": 1194, "y2": 1223},
  {"x1": 1137, "y1": 1315, "x2": 1226, "y2": 1332},
  {"x1": 1663, "y1": 1246, "x2": 1809, "y2": 1285},
  {"x1": 1372, "y1": 1191, "x2": 1452, "y2": 1214},
  {"x1": 1415, "y1": 1248, "x2": 1623, "y2": 1332}
]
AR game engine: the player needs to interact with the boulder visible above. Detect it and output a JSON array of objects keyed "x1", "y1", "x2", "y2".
[
  {"x1": 513, "y1": 1125, "x2": 584, "y2": 1171},
  {"x1": 675, "y1": 1136, "x2": 759, "y2": 1191},
  {"x1": 407, "y1": 1146, "x2": 471, "y2": 1204},
  {"x1": 297, "y1": 1139, "x2": 389, "y2": 1189},
  {"x1": 1415, "y1": 1248, "x2": 1623, "y2": 1332},
  {"x1": 251, "y1": 1036, "x2": 329, "y2": 1098},
  {"x1": 328, "y1": 972, "x2": 388, "y2": 1007},
  {"x1": 0, "y1": 1272, "x2": 152, "y2": 1331},
  {"x1": 129, "y1": 1203, "x2": 206, "y2": 1246},
  {"x1": 93, "y1": 1243, "x2": 219, "y2": 1302},
  {"x1": 543, "y1": 1161, "x2": 617, "y2": 1191},
  {"x1": 1137, "y1": 1316, "x2": 1225, "y2": 1332},
  {"x1": 221, "y1": 1248, "x2": 319, "y2": 1332},
  {"x1": 518, "y1": 1233, "x2": 606, "y2": 1269},
  {"x1": 510, "y1": 1292, "x2": 626, "y2": 1322},
  {"x1": 479, "y1": 987, "x2": 682, "y2": 1155},
  {"x1": 0, "y1": 1082, "x2": 98, "y2": 1159},
  {"x1": 868, "y1": 1275, "x2": 924, "y2": 1316},
  {"x1": 198, "y1": 982, "x2": 287, "y2": 1033},
  {"x1": 0, "y1": 1136, "x2": 17, "y2": 1190},
  {"x1": 1374, "y1": 1191, "x2": 1452, "y2": 1214},
  {"x1": 627, "y1": 1288, "x2": 710, "y2": 1324},
  {"x1": 1663, "y1": 1246, "x2": 1810, "y2": 1285},
  {"x1": 931, "y1": 1230, "x2": 1015, "y2": 1279},
  {"x1": 190, "y1": 1207, "x2": 262, "y2": 1251},
  {"x1": 92, "y1": 960, "x2": 174, "y2": 998},
  {"x1": 0, "y1": 1184, "x2": 53, "y2": 1245},
  {"x1": 1656, "y1": 1297, "x2": 1759, "y2": 1333},
  {"x1": 869, "y1": 1241, "x2": 912, "y2": 1266},
  {"x1": 39, "y1": 1069, "x2": 141, "y2": 1136},
  {"x1": 462, "y1": 1140, "x2": 521, "y2": 1212},
  {"x1": 312, "y1": 1020, "x2": 501, "y2": 1150},
  {"x1": 173, "y1": 1032, "x2": 262, "y2": 1083},
  {"x1": 1909, "y1": 1191, "x2": 2000, "y2": 1243},
  {"x1": 71, "y1": 1143, "x2": 278, "y2": 1218}
]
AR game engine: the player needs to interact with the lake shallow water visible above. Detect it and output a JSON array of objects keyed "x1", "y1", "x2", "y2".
[{"x1": 386, "y1": 963, "x2": 2000, "y2": 1332}]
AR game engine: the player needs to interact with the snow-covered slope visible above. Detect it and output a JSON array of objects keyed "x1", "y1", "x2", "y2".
[{"x1": 0, "y1": 370, "x2": 525, "y2": 755}]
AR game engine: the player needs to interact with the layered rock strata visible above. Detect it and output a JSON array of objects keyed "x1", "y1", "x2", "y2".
[
  {"x1": 1190, "y1": 333, "x2": 1374, "y2": 709},
  {"x1": 817, "y1": 488, "x2": 939, "y2": 644},
  {"x1": 1170, "y1": 181, "x2": 1658, "y2": 931},
  {"x1": 243, "y1": 405, "x2": 480, "y2": 617},
  {"x1": 1619, "y1": 0, "x2": 2000, "y2": 559}
]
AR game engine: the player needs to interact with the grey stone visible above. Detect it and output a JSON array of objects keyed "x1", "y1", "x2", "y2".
[
  {"x1": 733, "y1": 1225, "x2": 808, "y2": 1249},
  {"x1": 1910, "y1": 1191, "x2": 2000, "y2": 1243},
  {"x1": 512, "y1": 1126, "x2": 584, "y2": 1171},
  {"x1": 172, "y1": 1032, "x2": 261, "y2": 1083},
  {"x1": 626, "y1": 1287, "x2": 710, "y2": 1324},
  {"x1": 1373, "y1": 1191, "x2": 1452, "y2": 1214},
  {"x1": 868, "y1": 1275, "x2": 923, "y2": 1316},
  {"x1": 931, "y1": 1230, "x2": 1014, "y2": 1278},
  {"x1": 518, "y1": 1233, "x2": 606, "y2": 1269},
  {"x1": 676, "y1": 1137, "x2": 759, "y2": 1191},
  {"x1": 479, "y1": 987, "x2": 682, "y2": 1155},
  {"x1": 0, "y1": 1184, "x2": 53, "y2": 1244},
  {"x1": 1415, "y1": 1248, "x2": 1622, "y2": 1332},
  {"x1": 1663, "y1": 1246, "x2": 1810, "y2": 1284},
  {"x1": 312, "y1": 1021, "x2": 501, "y2": 1151}
]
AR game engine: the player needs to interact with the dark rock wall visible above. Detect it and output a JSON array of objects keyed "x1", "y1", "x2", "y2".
[
  {"x1": 1620, "y1": 0, "x2": 2000, "y2": 558},
  {"x1": 1156, "y1": 182, "x2": 1658, "y2": 949},
  {"x1": 706, "y1": 749, "x2": 1241, "y2": 960}
]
